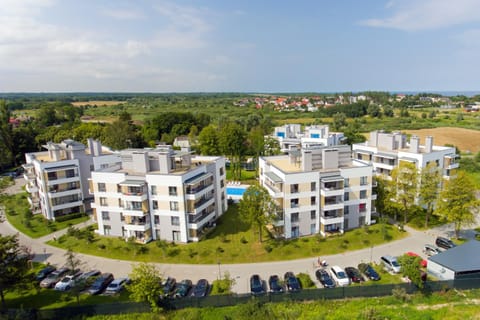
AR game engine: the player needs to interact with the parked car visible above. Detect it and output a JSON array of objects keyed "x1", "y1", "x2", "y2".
[
  {"x1": 435, "y1": 236, "x2": 456, "y2": 250},
  {"x1": 330, "y1": 266, "x2": 350, "y2": 287},
  {"x1": 35, "y1": 265, "x2": 56, "y2": 281},
  {"x1": 380, "y1": 255, "x2": 401, "y2": 274},
  {"x1": 284, "y1": 272, "x2": 301, "y2": 292},
  {"x1": 192, "y1": 279, "x2": 209, "y2": 297},
  {"x1": 76, "y1": 270, "x2": 101, "y2": 290},
  {"x1": 357, "y1": 263, "x2": 381, "y2": 281},
  {"x1": 345, "y1": 267, "x2": 365, "y2": 283},
  {"x1": 162, "y1": 277, "x2": 176, "y2": 297},
  {"x1": 174, "y1": 279, "x2": 192, "y2": 298},
  {"x1": 406, "y1": 252, "x2": 428, "y2": 267},
  {"x1": 250, "y1": 274, "x2": 265, "y2": 296},
  {"x1": 315, "y1": 269, "x2": 335, "y2": 288},
  {"x1": 268, "y1": 275, "x2": 284, "y2": 293},
  {"x1": 105, "y1": 278, "x2": 129, "y2": 295},
  {"x1": 423, "y1": 244, "x2": 441, "y2": 256},
  {"x1": 87, "y1": 273, "x2": 114, "y2": 295},
  {"x1": 54, "y1": 270, "x2": 83, "y2": 291},
  {"x1": 40, "y1": 267, "x2": 69, "y2": 288}
]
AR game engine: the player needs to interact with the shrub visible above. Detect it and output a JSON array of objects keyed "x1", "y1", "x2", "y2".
[
  {"x1": 264, "y1": 245, "x2": 273, "y2": 253},
  {"x1": 167, "y1": 248, "x2": 180, "y2": 257},
  {"x1": 392, "y1": 287, "x2": 410, "y2": 302},
  {"x1": 55, "y1": 212, "x2": 87, "y2": 223},
  {"x1": 98, "y1": 243, "x2": 106, "y2": 250},
  {"x1": 296, "y1": 273, "x2": 315, "y2": 289},
  {"x1": 216, "y1": 246, "x2": 224, "y2": 254},
  {"x1": 240, "y1": 236, "x2": 248, "y2": 244}
]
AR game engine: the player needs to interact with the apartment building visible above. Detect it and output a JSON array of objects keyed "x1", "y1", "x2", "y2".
[
  {"x1": 351, "y1": 131, "x2": 458, "y2": 179},
  {"x1": 23, "y1": 139, "x2": 120, "y2": 220},
  {"x1": 272, "y1": 124, "x2": 345, "y2": 153},
  {"x1": 90, "y1": 145, "x2": 227, "y2": 243},
  {"x1": 259, "y1": 145, "x2": 373, "y2": 238}
]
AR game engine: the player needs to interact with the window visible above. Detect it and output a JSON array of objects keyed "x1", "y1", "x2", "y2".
[
  {"x1": 120, "y1": 213, "x2": 124, "y2": 221},
  {"x1": 291, "y1": 212, "x2": 299, "y2": 223},
  {"x1": 290, "y1": 198, "x2": 299, "y2": 208},
  {"x1": 311, "y1": 223, "x2": 316, "y2": 234},
  {"x1": 344, "y1": 206, "x2": 349, "y2": 215},
  {"x1": 101, "y1": 211, "x2": 109, "y2": 220},
  {"x1": 152, "y1": 200, "x2": 158, "y2": 210},
  {"x1": 104, "y1": 225, "x2": 111, "y2": 235},
  {"x1": 171, "y1": 216, "x2": 180, "y2": 226},
  {"x1": 100, "y1": 197, "x2": 107, "y2": 206},
  {"x1": 151, "y1": 185, "x2": 157, "y2": 195},
  {"x1": 219, "y1": 167, "x2": 224, "y2": 175},
  {"x1": 65, "y1": 169, "x2": 76, "y2": 178},
  {"x1": 344, "y1": 192, "x2": 349, "y2": 201},
  {"x1": 311, "y1": 196, "x2": 316, "y2": 205},
  {"x1": 154, "y1": 215, "x2": 160, "y2": 224},
  {"x1": 360, "y1": 176, "x2": 368, "y2": 186},
  {"x1": 310, "y1": 210, "x2": 316, "y2": 219},
  {"x1": 291, "y1": 226, "x2": 299, "y2": 238},
  {"x1": 311, "y1": 182, "x2": 316, "y2": 191},
  {"x1": 98, "y1": 183, "x2": 106, "y2": 192},
  {"x1": 47, "y1": 172, "x2": 57, "y2": 180},
  {"x1": 360, "y1": 190, "x2": 367, "y2": 199},
  {"x1": 172, "y1": 231, "x2": 181, "y2": 241},
  {"x1": 344, "y1": 178, "x2": 349, "y2": 187},
  {"x1": 170, "y1": 201, "x2": 179, "y2": 211},
  {"x1": 220, "y1": 179, "x2": 224, "y2": 188},
  {"x1": 359, "y1": 203, "x2": 366, "y2": 212},
  {"x1": 169, "y1": 186, "x2": 177, "y2": 196},
  {"x1": 290, "y1": 184, "x2": 299, "y2": 193}
]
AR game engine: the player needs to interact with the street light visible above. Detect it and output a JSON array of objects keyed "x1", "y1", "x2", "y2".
[
  {"x1": 217, "y1": 260, "x2": 221, "y2": 280},
  {"x1": 370, "y1": 245, "x2": 374, "y2": 263}
]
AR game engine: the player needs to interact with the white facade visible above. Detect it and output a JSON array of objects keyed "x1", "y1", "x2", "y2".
[
  {"x1": 272, "y1": 124, "x2": 345, "y2": 153},
  {"x1": 352, "y1": 131, "x2": 458, "y2": 179},
  {"x1": 90, "y1": 146, "x2": 227, "y2": 243},
  {"x1": 23, "y1": 139, "x2": 119, "y2": 220},
  {"x1": 259, "y1": 145, "x2": 373, "y2": 238}
]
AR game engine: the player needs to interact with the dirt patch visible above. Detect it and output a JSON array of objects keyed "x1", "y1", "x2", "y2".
[
  {"x1": 403, "y1": 127, "x2": 480, "y2": 154},
  {"x1": 71, "y1": 100, "x2": 126, "y2": 107}
]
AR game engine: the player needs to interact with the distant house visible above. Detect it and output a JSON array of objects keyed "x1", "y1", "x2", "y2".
[
  {"x1": 427, "y1": 240, "x2": 480, "y2": 280},
  {"x1": 173, "y1": 136, "x2": 191, "y2": 150}
]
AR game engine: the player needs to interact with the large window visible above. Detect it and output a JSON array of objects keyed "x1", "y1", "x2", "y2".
[
  {"x1": 290, "y1": 198, "x2": 299, "y2": 208},
  {"x1": 311, "y1": 196, "x2": 316, "y2": 205},
  {"x1": 98, "y1": 183, "x2": 106, "y2": 192},
  {"x1": 151, "y1": 185, "x2": 157, "y2": 195},
  {"x1": 344, "y1": 178, "x2": 349, "y2": 187},
  {"x1": 290, "y1": 184, "x2": 299, "y2": 193},
  {"x1": 310, "y1": 210, "x2": 316, "y2": 220},
  {"x1": 152, "y1": 200, "x2": 158, "y2": 210},
  {"x1": 310, "y1": 223, "x2": 316, "y2": 234},
  {"x1": 311, "y1": 182, "x2": 316, "y2": 191},
  {"x1": 100, "y1": 197, "x2": 107, "y2": 206},
  {"x1": 101, "y1": 211, "x2": 109, "y2": 220},
  {"x1": 170, "y1": 201, "x2": 179, "y2": 211},
  {"x1": 344, "y1": 192, "x2": 349, "y2": 201},
  {"x1": 360, "y1": 176, "x2": 368, "y2": 186},
  {"x1": 291, "y1": 212, "x2": 299, "y2": 223},
  {"x1": 171, "y1": 216, "x2": 180, "y2": 226},
  {"x1": 360, "y1": 190, "x2": 367, "y2": 199},
  {"x1": 359, "y1": 203, "x2": 366, "y2": 212}
]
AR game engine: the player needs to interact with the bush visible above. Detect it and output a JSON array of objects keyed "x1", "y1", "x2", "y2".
[
  {"x1": 296, "y1": 273, "x2": 315, "y2": 289},
  {"x1": 240, "y1": 236, "x2": 248, "y2": 244},
  {"x1": 55, "y1": 212, "x2": 87, "y2": 222},
  {"x1": 98, "y1": 243, "x2": 106, "y2": 250},
  {"x1": 392, "y1": 287, "x2": 410, "y2": 302},
  {"x1": 264, "y1": 245, "x2": 273, "y2": 253}
]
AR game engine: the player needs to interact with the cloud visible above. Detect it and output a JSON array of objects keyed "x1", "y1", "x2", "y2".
[
  {"x1": 360, "y1": 0, "x2": 480, "y2": 31},
  {"x1": 101, "y1": 8, "x2": 145, "y2": 20}
]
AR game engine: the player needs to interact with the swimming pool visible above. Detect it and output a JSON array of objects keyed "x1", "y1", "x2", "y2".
[{"x1": 226, "y1": 186, "x2": 247, "y2": 196}]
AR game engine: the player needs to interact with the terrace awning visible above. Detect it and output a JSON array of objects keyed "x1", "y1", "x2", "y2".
[
  {"x1": 119, "y1": 180, "x2": 145, "y2": 186},
  {"x1": 265, "y1": 171, "x2": 282, "y2": 183}
]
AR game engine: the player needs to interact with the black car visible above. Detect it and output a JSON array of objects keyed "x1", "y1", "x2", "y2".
[
  {"x1": 87, "y1": 273, "x2": 114, "y2": 295},
  {"x1": 345, "y1": 267, "x2": 365, "y2": 283},
  {"x1": 174, "y1": 279, "x2": 192, "y2": 298},
  {"x1": 268, "y1": 275, "x2": 284, "y2": 293},
  {"x1": 284, "y1": 272, "x2": 301, "y2": 292},
  {"x1": 358, "y1": 263, "x2": 381, "y2": 281},
  {"x1": 162, "y1": 277, "x2": 176, "y2": 297},
  {"x1": 435, "y1": 236, "x2": 456, "y2": 250},
  {"x1": 35, "y1": 265, "x2": 56, "y2": 281},
  {"x1": 250, "y1": 274, "x2": 265, "y2": 296},
  {"x1": 315, "y1": 269, "x2": 336, "y2": 288},
  {"x1": 192, "y1": 279, "x2": 209, "y2": 297}
]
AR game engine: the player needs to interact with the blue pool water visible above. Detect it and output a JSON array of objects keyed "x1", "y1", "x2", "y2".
[{"x1": 226, "y1": 187, "x2": 247, "y2": 196}]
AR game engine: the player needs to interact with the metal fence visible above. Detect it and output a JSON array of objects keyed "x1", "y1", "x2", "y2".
[{"x1": 3, "y1": 279, "x2": 480, "y2": 319}]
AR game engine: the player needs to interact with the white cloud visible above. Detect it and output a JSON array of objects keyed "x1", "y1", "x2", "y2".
[
  {"x1": 361, "y1": 0, "x2": 480, "y2": 31},
  {"x1": 101, "y1": 8, "x2": 145, "y2": 20}
]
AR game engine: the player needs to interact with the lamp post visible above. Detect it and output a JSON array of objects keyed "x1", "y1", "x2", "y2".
[
  {"x1": 217, "y1": 260, "x2": 221, "y2": 280},
  {"x1": 370, "y1": 245, "x2": 374, "y2": 263}
]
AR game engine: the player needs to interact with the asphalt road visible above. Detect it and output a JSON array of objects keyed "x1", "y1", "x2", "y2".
[{"x1": 1, "y1": 177, "x2": 478, "y2": 294}]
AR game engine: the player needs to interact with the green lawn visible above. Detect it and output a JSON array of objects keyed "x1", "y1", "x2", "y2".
[
  {"x1": 48, "y1": 204, "x2": 406, "y2": 264},
  {"x1": 1, "y1": 193, "x2": 89, "y2": 238}
]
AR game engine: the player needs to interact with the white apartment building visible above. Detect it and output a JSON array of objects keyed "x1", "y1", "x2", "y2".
[
  {"x1": 259, "y1": 145, "x2": 374, "y2": 238},
  {"x1": 352, "y1": 131, "x2": 459, "y2": 179},
  {"x1": 23, "y1": 139, "x2": 120, "y2": 220},
  {"x1": 90, "y1": 145, "x2": 227, "y2": 243},
  {"x1": 272, "y1": 124, "x2": 345, "y2": 153}
]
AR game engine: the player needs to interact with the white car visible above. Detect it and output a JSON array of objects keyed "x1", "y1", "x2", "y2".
[
  {"x1": 330, "y1": 266, "x2": 350, "y2": 287},
  {"x1": 105, "y1": 277, "x2": 129, "y2": 295},
  {"x1": 54, "y1": 271, "x2": 82, "y2": 291}
]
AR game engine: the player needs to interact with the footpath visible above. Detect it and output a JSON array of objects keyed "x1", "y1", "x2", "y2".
[{"x1": 1, "y1": 177, "x2": 479, "y2": 294}]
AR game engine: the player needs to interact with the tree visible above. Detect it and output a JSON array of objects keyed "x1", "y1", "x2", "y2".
[
  {"x1": 238, "y1": 185, "x2": 276, "y2": 242},
  {"x1": 0, "y1": 100, "x2": 14, "y2": 169},
  {"x1": 64, "y1": 248, "x2": 83, "y2": 272},
  {"x1": 419, "y1": 162, "x2": 442, "y2": 228},
  {"x1": 210, "y1": 271, "x2": 236, "y2": 295},
  {"x1": 390, "y1": 162, "x2": 419, "y2": 224},
  {"x1": 367, "y1": 104, "x2": 382, "y2": 118},
  {"x1": 104, "y1": 114, "x2": 143, "y2": 150},
  {"x1": 398, "y1": 254, "x2": 424, "y2": 288},
  {"x1": 218, "y1": 122, "x2": 247, "y2": 181},
  {"x1": 383, "y1": 106, "x2": 394, "y2": 117},
  {"x1": 332, "y1": 112, "x2": 347, "y2": 131},
  {"x1": 198, "y1": 124, "x2": 220, "y2": 155},
  {"x1": 126, "y1": 263, "x2": 163, "y2": 311},
  {"x1": 435, "y1": 172, "x2": 480, "y2": 238},
  {"x1": 247, "y1": 126, "x2": 265, "y2": 176},
  {"x1": 0, "y1": 234, "x2": 33, "y2": 309}
]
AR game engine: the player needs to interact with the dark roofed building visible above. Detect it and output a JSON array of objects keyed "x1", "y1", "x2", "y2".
[{"x1": 427, "y1": 240, "x2": 480, "y2": 280}]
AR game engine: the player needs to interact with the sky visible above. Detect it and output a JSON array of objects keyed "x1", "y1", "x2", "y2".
[{"x1": 1, "y1": 0, "x2": 480, "y2": 93}]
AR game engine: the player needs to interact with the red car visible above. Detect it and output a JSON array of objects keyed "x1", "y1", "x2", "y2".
[{"x1": 406, "y1": 252, "x2": 427, "y2": 268}]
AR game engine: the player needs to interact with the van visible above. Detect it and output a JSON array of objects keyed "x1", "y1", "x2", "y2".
[
  {"x1": 380, "y1": 255, "x2": 401, "y2": 273},
  {"x1": 330, "y1": 265, "x2": 350, "y2": 287},
  {"x1": 435, "y1": 236, "x2": 456, "y2": 250}
]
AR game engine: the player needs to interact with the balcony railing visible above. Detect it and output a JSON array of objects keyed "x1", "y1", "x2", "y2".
[{"x1": 188, "y1": 207, "x2": 215, "y2": 224}]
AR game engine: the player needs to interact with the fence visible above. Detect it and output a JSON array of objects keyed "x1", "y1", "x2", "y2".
[{"x1": 3, "y1": 279, "x2": 480, "y2": 319}]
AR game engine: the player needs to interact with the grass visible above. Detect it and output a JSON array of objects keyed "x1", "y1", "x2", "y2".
[
  {"x1": 225, "y1": 168, "x2": 257, "y2": 184},
  {"x1": 1, "y1": 193, "x2": 89, "y2": 238},
  {"x1": 47, "y1": 204, "x2": 407, "y2": 264}
]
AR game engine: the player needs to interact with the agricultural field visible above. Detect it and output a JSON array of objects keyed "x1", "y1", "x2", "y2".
[
  {"x1": 404, "y1": 127, "x2": 480, "y2": 154},
  {"x1": 71, "y1": 101, "x2": 127, "y2": 107}
]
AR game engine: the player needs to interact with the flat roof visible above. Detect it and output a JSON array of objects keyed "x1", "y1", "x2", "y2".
[{"x1": 428, "y1": 240, "x2": 480, "y2": 273}]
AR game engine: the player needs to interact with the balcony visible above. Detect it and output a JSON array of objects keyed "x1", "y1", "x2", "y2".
[
  {"x1": 123, "y1": 223, "x2": 151, "y2": 232},
  {"x1": 23, "y1": 172, "x2": 35, "y2": 181},
  {"x1": 48, "y1": 188, "x2": 82, "y2": 198},
  {"x1": 188, "y1": 210, "x2": 216, "y2": 229},
  {"x1": 25, "y1": 183, "x2": 38, "y2": 193},
  {"x1": 185, "y1": 184, "x2": 214, "y2": 200}
]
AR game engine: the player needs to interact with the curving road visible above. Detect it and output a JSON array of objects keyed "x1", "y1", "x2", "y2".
[{"x1": 1, "y1": 177, "x2": 478, "y2": 294}]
